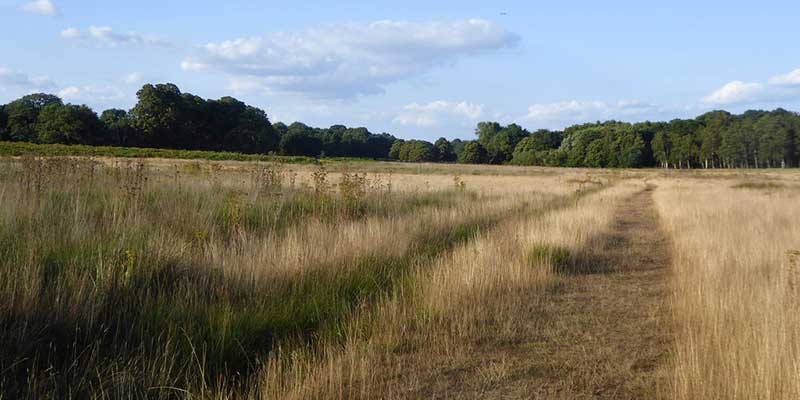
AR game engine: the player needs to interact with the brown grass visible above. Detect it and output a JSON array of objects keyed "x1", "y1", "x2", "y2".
[
  {"x1": 654, "y1": 178, "x2": 800, "y2": 399},
  {"x1": 4, "y1": 156, "x2": 800, "y2": 399}
]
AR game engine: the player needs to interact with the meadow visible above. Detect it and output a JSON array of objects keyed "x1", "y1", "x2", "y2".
[{"x1": 1, "y1": 156, "x2": 799, "y2": 399}]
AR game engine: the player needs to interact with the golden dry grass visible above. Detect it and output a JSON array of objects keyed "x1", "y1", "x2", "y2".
[
  {"x1": 654, "y1": 177, "x2": 800, "y2": 400},
  {"x1": 3, "y1": 156, "x2": 800, "y2": 399}
]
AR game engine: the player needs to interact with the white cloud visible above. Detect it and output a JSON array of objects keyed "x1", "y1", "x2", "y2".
[
  {"x1": 0, "y1": 67, "x2": 55, "y2": 91},
  {"x1": 522, "y1": 100, "x2": 660, "y2": 127},
  {"x1": 768, "y1": 69, "x2": 800, "y2": 87},
  {"x1": 124, "y1": 72, "x2": 144, "y2": 85},
  {"x1": 60, "y1": 26, "x2": 170, "y2": 47},
  {"x1": 394, "y1": 100, "x2": 484, "y2": 127},
  {"x1": 180, "y1": 59, "x2": 210, "y2": 72},
  {"x1": 57, "y1": 85, "x2": 125, "y2": 103},
  {"x1": 182, "y1": 19, "x2": 519, "y2": 98},
  {"x1": 60, "y1": 27, "x2": 81, "y2": 39},
  {"x1": 702, "y1": 81, "x2": 765, "y2": 105},
  {"x1": 701, "y1": 68, "x2": 800, "y2": 106},
  {"x1": 22, "y1": 0, "x2": 57, "y2": 16}
]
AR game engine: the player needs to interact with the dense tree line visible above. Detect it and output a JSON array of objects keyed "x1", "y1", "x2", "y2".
[
  {"x1": 0, "y1": 84, "x2": 396, "y2": 158},
  {"x1": 2, "y1": 83, "x2": 800, "y2": 168},
  {"x1": 445, "y1": 109, "x2": 799, "y2": 168}
]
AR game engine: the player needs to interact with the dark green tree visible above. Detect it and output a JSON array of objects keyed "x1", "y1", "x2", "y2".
[
  {"x1": 4, "y1": 93, "x2": 63, "y2": 142},
  {"x1": 100, "y1": 109, "x2": 137, "y2": 146},
  {"x1": 459, "y1": 141, "x2": 487, "y2": 164},
  {"x1": 36, "y1": 103, "x2": 103, "y2": 145},
  {"x1": 129, "y1": 83, "x2": 187, "y2": 148},
  {"x1": 388, "y1": 140, "x2": 404, "y2": 160},
  {"x1": 0, "y1": 105, "x2": 8, "y2": 141},
  {"x1": 434, "y1": 137, "x2": 456, "y2": 162},
  {"x1": 397, "y1": 140, "x2": 435, "y2": 162},
  {"x1": 279, "y1": 125, "x2": 322, "y2": 156}
]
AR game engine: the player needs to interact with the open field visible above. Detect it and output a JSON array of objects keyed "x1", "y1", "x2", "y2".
[{"x1": 1, "y1": 156, "x2": 799, "y2": 399}]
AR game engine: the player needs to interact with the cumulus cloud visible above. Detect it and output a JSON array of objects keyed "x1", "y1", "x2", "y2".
[
  {"x1": 60, "y1": 26, "x2": 170, "y2": 47},
  {"x1": 182, "y1": 19, "x2": 519, "y2": 98},
  {"x1": 522, "y1": 100, "x2": 660, "y2": 127},
  {"x1": 394, "y1": 100, "x2": 484, "y2": 127},
  {"x1": 0, "y1": 67, "x2": 55, "y2": 91},
  {"x1": 701, "y1": 68, "x2": 800, "y2": 106},
  {"x1": 702, "y1": 81, "x2": 765, "y2": 105},
  {"x1": 768, "y1": 69, "x2": 800, "y2": 87},
  {"x1": 22, "y1": 0, "x2": 58, "y2": 16}
]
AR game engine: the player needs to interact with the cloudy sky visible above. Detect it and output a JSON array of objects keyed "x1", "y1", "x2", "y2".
[{"x1": 2, "y1": 0, "x2": 800, "y2": 140}]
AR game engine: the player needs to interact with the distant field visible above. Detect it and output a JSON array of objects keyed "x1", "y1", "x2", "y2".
[{"x1": 1, "y1": 155, "x2": 798, "y2": 399}]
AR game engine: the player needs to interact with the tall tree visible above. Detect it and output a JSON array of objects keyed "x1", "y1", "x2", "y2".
[
  {"x1": 36, "y1": 103, "x2": 103, "y2": 145},
  {"x1": 129, "y1": 83, "x2": 187, "y2": 148},
  {"x1": 4, "y1": 93, "x2": 63, "y2": 142},
  {"x1": 100, "y1": 109, "x2": 137, "y2": 146},
  {"x1": 651, "y1": 131, "x2": 672, "y2": 168},
  {"x1": 697, "y1": 111, "x2": 731, "y2": 168},
  {"x1": 434, "y1": 137, "x2": 457, "y2": 162},
  {"x1": 459, "y1": 141, "x2": 487, "y2": 164}
]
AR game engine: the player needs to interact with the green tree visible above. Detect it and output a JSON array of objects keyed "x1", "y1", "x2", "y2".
[
  {"x1": 511, "y1": 130, "x2": 561, "y2": 165},
  {"x1": 235, "y1": 106, "x2": 279, "y2": 153},
  {"x1": 459, "y1": 141, "x2": 487, "y2": 164},
  {"x1": 697, "y1": 111, "x2": 731, "y2": 168},
  {"x1": 36, "y1": 103, "x2": 103, "y2": 145},
  {"x1": 398, "y1": 140, "x2": 435, "y2": 162},
  {"x1": 279, "y1": 126, "x2": 322, "y2": 157},
  {"x1": 475, "y1": 121, "x2": 502, "y2": 145},
  {"x1": 451, "y1": 139, "x2": 466, "y2": 160},
  {"x1": 100, "y1": 109, "x2": 136, "y2": 146},
  {"x1": 129, "y1": 83, "x2": 187, "y2": 148},
  {"x1": 0, "y1": 105, "x2": 8, "y2": 141},
  {"x1": 272, "y1": 122, "x2": 288, "y2": 137},
  {"x1": 4, "y1": 93, "x2": 63, "y2": 142},
  {"x1": 434, "y1": 137, "x2": 456, "y2": 162},
  {"x1": 388, "y1": 140, "x2": 404, "y2": 160}
]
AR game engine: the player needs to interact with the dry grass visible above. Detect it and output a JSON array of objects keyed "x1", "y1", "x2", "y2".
[
  {"x1": 4, "y1": 156, "x2": 800, "y2": 399},
  {"x1": 0, "y1": 156, "x2": 593, "y2": 399},
  {"x1": 654, "y1": 177, "x2": 800, "y2": 399}
]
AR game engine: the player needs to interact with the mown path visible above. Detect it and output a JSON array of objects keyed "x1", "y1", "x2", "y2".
[{"x1": 421, "y1": 185, "x2": 673, "y2": 399}]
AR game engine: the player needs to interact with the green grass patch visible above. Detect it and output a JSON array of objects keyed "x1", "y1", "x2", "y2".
[
  {"x1": 528, "y1": 243, "x2": 571, "y2": 272},
  {"x1": 0, "y1": 141, "x2": 317, "y2": 164}
]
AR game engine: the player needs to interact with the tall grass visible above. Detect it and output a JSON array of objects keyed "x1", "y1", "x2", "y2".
[
  {"x1": 259, "y1": 181, "x2": 639, "y2": 399},
  {"x1": 654, "y1": 179, "x2": 800, "y2": 399},
  {"x1": 0, "y1": 156, "x2": 583, "y2": 398}
]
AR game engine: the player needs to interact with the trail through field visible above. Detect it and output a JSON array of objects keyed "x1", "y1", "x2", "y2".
[{"x1": 420, "y1": 185, "x2": 673, "y2": 399}]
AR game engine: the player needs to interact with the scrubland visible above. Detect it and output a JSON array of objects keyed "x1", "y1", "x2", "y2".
[{"x1": 1, "y1": 156, "x2": 799, "y2": 399}]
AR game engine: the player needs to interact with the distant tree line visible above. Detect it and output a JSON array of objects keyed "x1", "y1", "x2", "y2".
[
  {"x1": 0, "y1": 83, "x2": 396, "y2": 158},
  {"x1": 436, "y1": 110, "x2": 799, "y2": 169},
  {"x1": 1, "y1": 83, "x2": 799, "y2": 168}
]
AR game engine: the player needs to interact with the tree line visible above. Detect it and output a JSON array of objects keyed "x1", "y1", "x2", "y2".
[
  {"x1": 1, "y1": 83, "x2": 799, "y2": 168},
  {"x1": 0, "y1": 83, "x2": 396, "y2": 159}
]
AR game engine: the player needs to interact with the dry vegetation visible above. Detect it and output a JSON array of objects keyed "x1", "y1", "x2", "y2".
[
  {"x1": 654, "y1": 177, "x2": 800, "y2": 399},
  {"x1": 1, "y1": 156, "x2": 799, "y2": 399}
]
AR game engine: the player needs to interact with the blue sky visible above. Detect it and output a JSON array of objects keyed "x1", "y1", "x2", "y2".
[{"x1": 2, "y1": 0, "x2": 800, "y2": 141}]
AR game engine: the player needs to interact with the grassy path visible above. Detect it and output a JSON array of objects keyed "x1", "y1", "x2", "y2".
[{"x1": 419, "y1": 185, "x2": 673, "y2": 399}]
